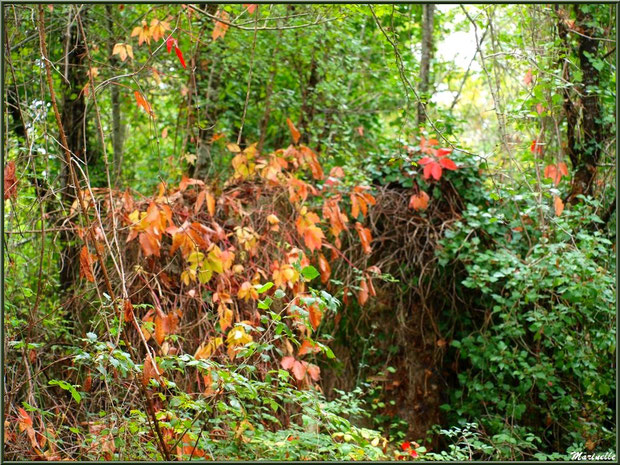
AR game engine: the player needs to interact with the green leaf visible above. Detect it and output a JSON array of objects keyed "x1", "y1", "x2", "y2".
[
  {"x1": 49, "y1": 379, "x2": 82, "y2": 403},
  {"x1": 302, "y1": 265, "x2": 320, "y2": 281},
  {"x1": 256, "y1": 282, "x2": 274, "y2": 293}
]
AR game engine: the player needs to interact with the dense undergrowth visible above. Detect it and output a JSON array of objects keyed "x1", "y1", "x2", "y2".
[{"x1": 3, "y1": 3, "x2": 616, "y2": 461}]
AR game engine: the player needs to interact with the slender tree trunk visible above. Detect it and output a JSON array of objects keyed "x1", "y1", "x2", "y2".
[
  {"x1": 191, "y1": 3, "x2": 220, "y2": 180},
  {"x1": 258, "y1": 29, "x2": 284, "y2": 153},
  {"x1": 59, "y1": 6, "x2": 89, "y2": 288},
  {"x1": 106, "y1": 5, "x2": 125, "y2": 183},
  {"x1": 417, "y1": 4, "x2": 435, "y2": 129}
]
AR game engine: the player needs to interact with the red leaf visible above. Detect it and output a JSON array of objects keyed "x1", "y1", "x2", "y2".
[
  {"x1": 436, "y1": 148, "x2": 453, "y2": 157},
  {"x1": 530, "y1": 139, "x2": 543, "y2": 155},
  {"x1": 174, "y1": 45, "x2": 186, "y2": 68},
  {"x1": 243, "y1": 4, "x2": 257, "y2": 14},
  {"x1": 166, "y1": 37, "x2": 177, "y2": 53},
  {"x1": 431, "y1": 162, "x2": 443, "y2": 180},
  {"x1": 418, "y1": 156, "x2": 433, "y2": 165},
  {"x1": 439, "y1": 157, "x2": 457, "y2": 170},
  {"x1": 423, "y1": 163, "x2": 433, "y2": 180},
  {"x1": 524, "y1": 69, "x2": 533, "y2": 85}
]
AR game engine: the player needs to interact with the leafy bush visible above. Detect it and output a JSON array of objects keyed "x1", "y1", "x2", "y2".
[{"x1": 439, "y1": 191, "x2": 616, "y2": 459}]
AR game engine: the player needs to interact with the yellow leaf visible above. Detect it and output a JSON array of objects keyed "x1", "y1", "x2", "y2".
[
  {"x1": 198, "y1": 268, "x2": 213, "y2": 284},
  {"x1": 226, "y1": 326, "x2": 253, "y2": 347},
  {"x1": 194, "y1": 337, "x2": 223, "y2": 359},
  {"x1": 227, "y1": 143, "x2": 241, "y2": 153},
  {"x1": 237, "y1": 281, "x2": 258, "y2": 301},
  {"x1": 112, "y1": 43, "x2": 133, "y2": 61},
  {"x1": 218, "y1": 304, "x2": 233, "y2": 332}
]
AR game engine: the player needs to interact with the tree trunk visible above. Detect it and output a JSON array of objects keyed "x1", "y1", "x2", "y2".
[
  {"x1": 558, "y1": 5, "x2": 607, "y2": 203},
  {"x1": 191, "y1": 3, "x2": 220, "y2": 180},
  {"x1": 106, "y1": 5, "x2": 125, "y2": 183},
  {"x1": 417, "y1": 4, "x2": 435, "y2": 128},
  {"x1": 59, "y1": 6, "x2": 89, "y2": 288}
]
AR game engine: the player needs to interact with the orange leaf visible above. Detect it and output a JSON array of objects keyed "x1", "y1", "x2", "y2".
[
  {"x1": 358, "y1": 279, "x2": 369, "y2": 306},
  {"x1": 545, "y1": 163, "x2": 569, "y2": 186},
  {"x1": 351, "y1": 194, "x2": 360, "y2": 218},
  {"x1": 409, "y1": 191, "x2": 430, "y2": 211},
  {"x1": 308, "y1": 304, "x2": 323, "y2": 331},
  {"x1": 329, "y1": 166, "x2": 345, "y2": 178},
  {"x1": 366, "y1": 275, "x2": 376, "y2": 297},
  {"x1": 354, "y1": 222, "x2": 372, "y2": 254},
  {"x1": 318, "y1": 253, "x2": 331, "y2": 284},
  {"x1": 4, "y1": 160, "x2": 18, "y2": 200},
  {"x1": 303, "y1": 225, "x2": 324, "y2": 252},
  {"x1": 123, "y1": 299, "x2": 134, "y2": 323},
  {"x1": 206, "y1": 191, "x2": 216, "y2": 216},
  {"x1": 131, "y1": 20, "x2": 151, "y2": 45},
  {"x1": 243, "y1": 4, "x2": 257, "y2": 14},
  {"x1": 298, "y1": 339, "x2": 321, "y2": 356},
  {"x1": 134, "y1": 91, "x2": 154, "y2": 117},
  {"x1": 558, "y1": 162, "x2": 568, "y2": 176},
  {"x1": 142, "y1": 354, "x2": 162, "y2": 386},
  {"x1": 17, "y1": 408, "x2": 33, "y2": 430},
  {"x1": 139, "y1": 232, "x2": 160, "y2": 257},
  {"x1": 218, "y1": 304, "x2": 233, "y2": 332},
  {"x1": 292, "y1": 360, "x2": 307, "y2": 381},
  {"x1": 154, "y1": 313, "x2": 170, "y2": 345},
  {"x1": 195, "y1": 190, "x2": 206, "y2": 214},
  {"x1": 286, "y1": 118, "x2": 301, "y2": 144},
  {"x1": 323, "y1": 198, "x2": 348, "y2": 238},
  {"x1": 79, "y1": 246, "x2": 95, "y2": 282},
  {"x1": 281, "y1": 356, "x2": 295, "y2": 370},
  {"x1": 212, "y1": 10, "x2": 230, "y2": 41},
  {"x1": 307, "y1": 363, "x2": 320, "y2": 381},
  {"x1": 554, "y1": 196, "x2": 564, "y2": 216}
]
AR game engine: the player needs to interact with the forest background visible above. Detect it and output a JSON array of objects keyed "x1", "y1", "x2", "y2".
[{"x1": 2, "y1": 2, "x2": 617, "y2": 461}]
